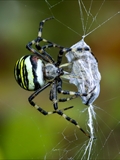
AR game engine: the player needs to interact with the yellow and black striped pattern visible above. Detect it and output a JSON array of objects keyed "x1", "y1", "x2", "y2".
[{"x1": 14, "y1": 55, "x2": 45, "y2": 91}]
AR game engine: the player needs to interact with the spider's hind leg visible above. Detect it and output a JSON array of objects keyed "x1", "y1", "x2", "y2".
[
  {"x1": 56, "y1": 109, "x2": 91, "y2": 138},
  {"x1": 28, "y1": 82, "x2": 73, "y2": 116}
]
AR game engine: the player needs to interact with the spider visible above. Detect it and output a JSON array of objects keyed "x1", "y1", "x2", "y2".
[{"x1": 14, "y1": 17, "x2": 93, "y2": 138}]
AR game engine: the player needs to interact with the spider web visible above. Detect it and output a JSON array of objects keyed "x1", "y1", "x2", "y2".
[{"x1": 0, "y1": 0, "x2": 120, "y2": 159}]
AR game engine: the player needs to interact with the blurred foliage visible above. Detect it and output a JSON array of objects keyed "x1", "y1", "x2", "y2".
[{"x1": 0, "y1": 0, "x2": 120, "y2": 159}]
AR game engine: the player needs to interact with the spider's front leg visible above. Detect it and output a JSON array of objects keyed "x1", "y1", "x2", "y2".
[
  {"x1": 35, "y1": 16, "x2": 64, "y2": 63},
  {"x1": 56, "y1": 78, "x2": 87, "y2": 102},
  {"x1": 56, "y1": 47, "x2": 90, "y2": 66}
]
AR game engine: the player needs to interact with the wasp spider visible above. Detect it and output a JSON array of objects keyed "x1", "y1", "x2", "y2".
[{"x1": 14, "y1": 17, "x2": 91, "y2": 138}]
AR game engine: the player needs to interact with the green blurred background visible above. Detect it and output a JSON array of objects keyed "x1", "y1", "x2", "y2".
[{"x1": 0, "y1": 0, "x2": 120, "y2": 159}]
